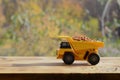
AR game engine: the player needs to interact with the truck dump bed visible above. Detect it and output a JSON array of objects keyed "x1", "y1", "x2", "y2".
[{"x1": 58, "y1": 36, "x2": 104, "y2": 50}]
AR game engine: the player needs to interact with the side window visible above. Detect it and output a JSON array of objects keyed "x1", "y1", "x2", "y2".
[{"x1": 60, "y1": 42, "x2": 71, "y2": 48}]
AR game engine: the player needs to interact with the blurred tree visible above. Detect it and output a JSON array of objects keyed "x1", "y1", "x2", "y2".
[
  {"x1": 82, "y1": 0, "x2": 120, "y2": 38},
  {"x1": 2, "y1": 0, "x2": 18, "y2": 26},
  {"x1": 101, "y1": 0, "x2": 112, "y2": 37}
]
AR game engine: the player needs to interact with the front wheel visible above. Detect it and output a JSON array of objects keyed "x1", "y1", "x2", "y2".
[
  {"x1": 88, "y1": 53, "x2": 100, "y2": 65},
  {"x1": 63, "y1": 53, "x2": 74, "y2": 65}
]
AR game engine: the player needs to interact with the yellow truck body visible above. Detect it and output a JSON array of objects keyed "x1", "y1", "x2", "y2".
[{"x1": 56, "y1": 36, "x2": 104, "y2": 65}]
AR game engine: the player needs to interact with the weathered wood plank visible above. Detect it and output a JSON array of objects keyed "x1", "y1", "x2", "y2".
[{"x1": 0, "y1": 57, "x2": 120, "y2": 73}]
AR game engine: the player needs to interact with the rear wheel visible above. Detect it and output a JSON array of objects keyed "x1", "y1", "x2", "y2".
[
  {"x1": 88, "y1": 53, "x2": 100, "y2": 65},
  {"x1": 63, "y1": 53, "x2": 74, "y2": 65}
]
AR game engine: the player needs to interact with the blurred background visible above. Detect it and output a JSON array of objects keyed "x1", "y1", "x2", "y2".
[{"x1": 0, "y1": 0, "x2": 120, "y2": 56}]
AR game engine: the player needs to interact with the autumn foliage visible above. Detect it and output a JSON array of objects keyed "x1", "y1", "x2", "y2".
[{"x1": 0, "y1": 0, "x2": 120, "y2": 56}]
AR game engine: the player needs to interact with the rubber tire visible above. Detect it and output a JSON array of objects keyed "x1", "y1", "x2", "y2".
[
  {"x1": 63, "y1": 53, "x2": 74, "y2": 65},
  {"x1": 88, "y1": 53, "x2": 100, "y2": 65}
]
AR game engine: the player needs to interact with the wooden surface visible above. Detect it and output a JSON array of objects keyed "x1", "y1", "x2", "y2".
[{"x1": 0, "y1": 57, "x2": 120, "y2": 73}]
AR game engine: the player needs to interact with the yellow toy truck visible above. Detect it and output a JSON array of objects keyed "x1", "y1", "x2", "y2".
[{"x1": 56, "y1": 35, "x2": 104, "y2": 65}]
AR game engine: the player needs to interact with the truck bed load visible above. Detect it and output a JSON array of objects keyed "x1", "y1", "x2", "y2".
[{"x1": 59, "y1": 35, "x2": 104, "y2": 50}]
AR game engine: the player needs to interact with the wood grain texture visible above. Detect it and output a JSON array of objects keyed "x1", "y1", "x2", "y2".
[{"x1": 0, "y1": 57, "x2": 120, "y2": 73}]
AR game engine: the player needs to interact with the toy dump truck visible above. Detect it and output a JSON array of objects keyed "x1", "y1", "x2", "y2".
[{"x1": 56, "y1": 35, "x2": 104, "y2": 65}]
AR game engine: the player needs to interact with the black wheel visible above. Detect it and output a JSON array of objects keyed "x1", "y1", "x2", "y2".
[
  {"x1": 88, "y1": 53, "x2": 100, "y2": 65},
  {"x1": 63, "y1": 53, "x2": 74, "y2": 65}
]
